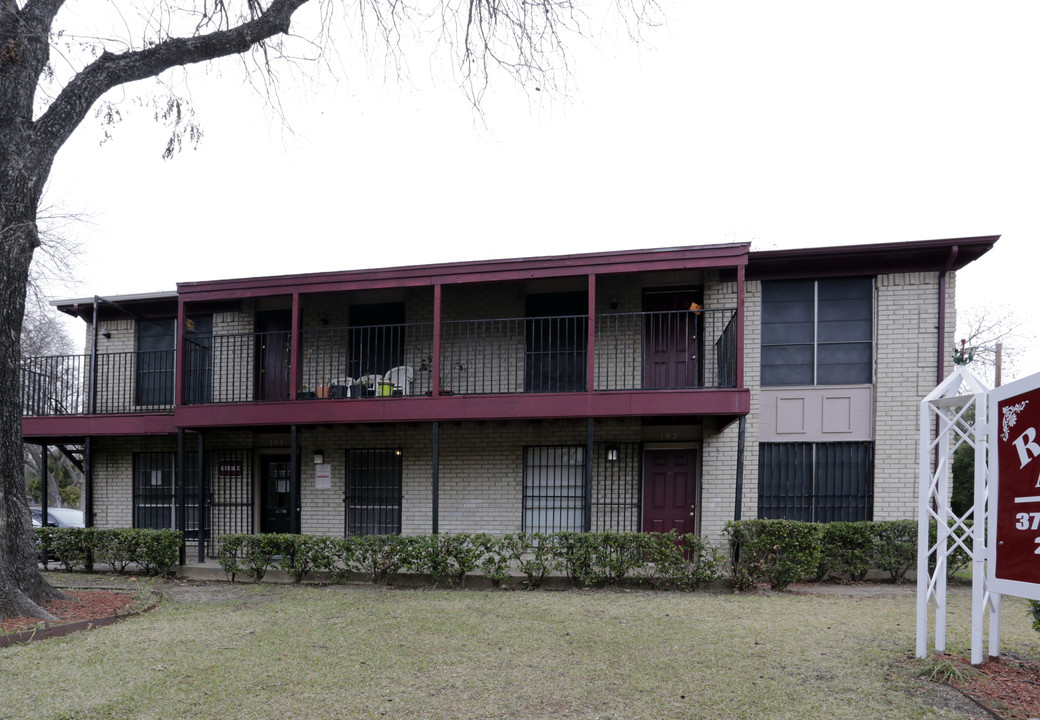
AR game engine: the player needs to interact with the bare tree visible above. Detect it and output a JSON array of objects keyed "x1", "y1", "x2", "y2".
[
  {"x1": 955, "y1": 304, "x2": 1031, "y2": 387},
  {"x1": 0, "y1": 0, "x2": 659, "y2": 618}
]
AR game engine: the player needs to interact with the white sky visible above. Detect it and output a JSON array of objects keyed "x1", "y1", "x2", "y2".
[{"x1": 39, "y1": 1, "x2": 1040, "y2": 380}]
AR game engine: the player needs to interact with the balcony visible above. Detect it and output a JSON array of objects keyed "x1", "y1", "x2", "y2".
[{"x1": 21, "y1": 308, "x2": 740, "y2": 424}]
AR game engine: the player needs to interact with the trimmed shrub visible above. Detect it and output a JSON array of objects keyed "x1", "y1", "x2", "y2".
[
  {"x1": 137, "y1": 529, "x2": 182, "y2": 576},
  {"x1": 500, "y1": 533, "x2": 559, "y2": 589},
  {"x1": 475, "y1": 533, "x2": 512, "y2": 588},
  {"x1": 217, "y1": 534, "x2": 246, "y2": 582},
  {"x1": 873, "y1": 520, "x2": 917, "y2": 584},
  {"x1": 412, "y1": 533, "x2": 483, "y2": 587},
  {"x1": 817, "y1": 522, "x2": 875, "y2": 582},
  {"x1": 352, "y1": 534, "x2": 408, "y2": 584},
  {"x1": 95, "y1": 529, "x2": 142, "y2": 574},
  {"x1": 726, "y1": 519, "x2": 822, "y2": 591}
]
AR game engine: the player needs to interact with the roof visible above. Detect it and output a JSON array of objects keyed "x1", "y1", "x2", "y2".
[
  {"x1": 52, "y1": 236, "x2": 999, "y2": 318},
  {"x1": 746, "y1": 235, "x2": 998, "y2": 280}
]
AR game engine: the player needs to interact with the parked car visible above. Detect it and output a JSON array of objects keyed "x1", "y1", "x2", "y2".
[{"x1": 30, "y1": 507, "x2": 84, "y2": 528}]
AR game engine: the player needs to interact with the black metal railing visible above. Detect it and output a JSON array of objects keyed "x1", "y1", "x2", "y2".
[
  {"x1": 595, "y1": 308, "x2": 737, "y2": 390},
  {"x1": 299, "y1": 323, "x2": 433, "y2": 398},
  {"x1": 21, "y1": 308, "x2": 740, "y2": 416},
  {"x1": 440, "y1": 315, "x2": 588, "y2": 395}
]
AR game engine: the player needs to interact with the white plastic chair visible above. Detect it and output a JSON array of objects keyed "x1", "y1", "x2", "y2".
[{"x1": 384, "y1": 366, "x2": 414, "y2": 395}]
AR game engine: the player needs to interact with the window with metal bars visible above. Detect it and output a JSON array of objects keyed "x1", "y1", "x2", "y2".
[
  {"x1": 757, "y1": 441, "x2": 874, "y2": 522},
  {"x1": 345, "y1": 449, "x2": 403, "y2": 535},
  {"x1": 133, "y1": 452, "x2": 199, "y2": 533},
  {"x1": 523, "y1": 446, "x2": 586, "y2": 533},
  {"x1": 761, "y1": 278, "x2": 873, "y2": 386}
]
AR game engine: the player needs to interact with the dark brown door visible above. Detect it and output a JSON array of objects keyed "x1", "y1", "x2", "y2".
[
  {"x1": 260, "y1": 455, "x2": 295, "y2": 534},
  {"x1": 256, "y1": 311, "x2": 291, "y2": 401},
  {"x1": 642, "y1": 449, "x2": 698, "y2": 534},
  {"x1": 643, "y1": 291, "x2": 700, "y2": 389}
]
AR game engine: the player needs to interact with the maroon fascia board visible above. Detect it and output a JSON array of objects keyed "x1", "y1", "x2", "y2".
[
  {"x1": 174, "y1": 243, "x2": 752, "y2": 302},
  {"x1": 22, "y1": 390, "x2": 749, "y2": 439},
  {"x1": 22, "y1": 413, "x2": 175, "y2": 441},
  {"x1": 744, "y1": 235, "x2": 998, "y2": 280},
  {"x1": 172, "y1": 390, "x2": 750, "y2": 427}
]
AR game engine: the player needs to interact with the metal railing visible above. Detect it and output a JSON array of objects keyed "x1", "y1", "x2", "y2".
[
  {"x1": 21, "y1": 308, "x2": 739, "y2": 416},
  {"x1": 595, "y1": 308, "x2": 737, "y2": 390}
]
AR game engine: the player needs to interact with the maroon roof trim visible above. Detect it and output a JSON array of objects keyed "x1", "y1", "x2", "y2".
[
  {"x1": 175, "y1": 243, "x2": 751, "y2": 302},
  {"x1": 745, "y1": 235, "x2": 998, "y2": 280}
]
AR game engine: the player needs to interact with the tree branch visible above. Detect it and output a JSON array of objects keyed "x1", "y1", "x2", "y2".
[{"x1": 31, "y1": 0, "x2": 310, "y2": 169}]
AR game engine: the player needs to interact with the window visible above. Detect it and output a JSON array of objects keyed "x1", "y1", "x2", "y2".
[
  {"x1": 523, "y1": 446, "x2": 586, "y2": 533},
  {"x1": 133, "y1": 452, "x2": 198, "y2": 533},
  {"x1": 345, "y1": 449, "x2": 402, "y2": 535},
  {"x1": 757, "y1": 442, "x2": 874, "y2": 522},
  {"x1": 761, "y1": 278, "x2": 873, "y2": 386}
]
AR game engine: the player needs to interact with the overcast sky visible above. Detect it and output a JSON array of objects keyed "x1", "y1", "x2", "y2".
[{"x1": 38, "y1": 1, "x2": 1040, "y2": 380}]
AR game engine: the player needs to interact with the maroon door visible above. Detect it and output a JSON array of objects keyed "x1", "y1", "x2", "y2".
[
  {"x1": 643, "y1": 291, "x2": 700, "y2": 389},
  {"x1": 256, "y1": 311, "x2": 291, "y2": 401},
  {"x1": 642, "y1": 449, "x2": 698, "y2": 534}
]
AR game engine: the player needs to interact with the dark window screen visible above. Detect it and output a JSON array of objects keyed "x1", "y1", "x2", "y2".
[
  {"x1": 758, "y1": 442, "x2": 873, "y2": 522},
  {"x1": 761, "y1": 278, "x2": 872, "y2": 386}
]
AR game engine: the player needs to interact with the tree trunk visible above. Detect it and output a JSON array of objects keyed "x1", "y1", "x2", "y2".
[{"x1": 0, "y1": 204, "x2": 64, "y2": 621}]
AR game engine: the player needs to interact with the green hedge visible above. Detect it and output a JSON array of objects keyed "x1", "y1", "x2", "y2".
[
  {"x1": 35, "y1": 527, "x2": 182, "y2": 576},
  {"x1": 214, "y1": 531, "x2": 726, "y2": 589}
]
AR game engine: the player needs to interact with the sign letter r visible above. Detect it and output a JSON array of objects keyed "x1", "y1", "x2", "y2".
[{"x1": 1012, "y1": 427, "x2": 1040, "y2": 469}]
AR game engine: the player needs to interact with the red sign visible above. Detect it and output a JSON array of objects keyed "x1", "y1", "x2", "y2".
[
  {"x1": 990, "y1": 375, "x2": 1040, "y2": 600},
  {"x1": 218, "y1": 459, "x2": 243, "y2": 478}
]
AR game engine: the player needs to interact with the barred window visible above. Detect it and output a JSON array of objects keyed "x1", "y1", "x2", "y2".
[
  {"x1": 523, "y1": 446, "x2": 586, "y2": 533},
  {"x1": 133, "y1": 452, "x2": 198, "y2": 533},
  {"x1": 758, "y1": 442, "x2": 874, "y2": 522},
  {"x1": 345, "y1": 449, "x2": 402, "y2": 536}
]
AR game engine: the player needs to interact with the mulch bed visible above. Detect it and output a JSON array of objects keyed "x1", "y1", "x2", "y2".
[
  {"x1": 947, "y1": 654, "x2": 1040, "y2": 720},
  {"x1": 0, "y1": 589, "x2": 137, "y2": 644}
]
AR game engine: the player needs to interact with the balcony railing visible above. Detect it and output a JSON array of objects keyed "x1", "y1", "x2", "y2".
[{"x1": 21, "y1": 308, "x2": 737, "y2": 416}]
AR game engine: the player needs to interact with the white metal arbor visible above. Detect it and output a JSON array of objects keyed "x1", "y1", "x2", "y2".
[{"x1": 916, "y1": 366, "x2": 1001, "y2": 665}]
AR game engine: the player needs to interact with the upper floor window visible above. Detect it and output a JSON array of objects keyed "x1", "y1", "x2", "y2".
[{"x1": 760, "y1": 278, "x2": 873, "y2": 386}]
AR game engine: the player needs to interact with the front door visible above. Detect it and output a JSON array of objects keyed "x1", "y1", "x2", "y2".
[
  {"x1": 642, "y1": 449, "x2": 698, "y2": 534},
  {"x1": 260, "y1": 455, "x2": 296, "y2": 534},
  {"x1": 643, "y1": 290, "x2": 701, "y2": 389}
]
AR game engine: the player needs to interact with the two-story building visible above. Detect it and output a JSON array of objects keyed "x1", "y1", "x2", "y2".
[{"x1": 21, "y1": 236, "x2": 996, "y2": 561}]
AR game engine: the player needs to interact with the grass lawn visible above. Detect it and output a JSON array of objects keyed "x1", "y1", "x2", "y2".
[{"x1": 1, "y1": 576, "x2": 1036, "y2": 720}]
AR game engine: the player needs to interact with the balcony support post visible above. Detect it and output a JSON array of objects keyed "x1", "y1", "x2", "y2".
[
  {"x1": 176, "y1": 298, "x2": 187, "y2": 407},
  {"x1": 736, "y1": 263, "x2": 746, "y2": 388},
  {"x1": 432, "y1": 421, "x2": 440, "y2": 534},
  {"x1": 290, "y1": 424, "x2": 299, "y2": 534},
  {"x1": 432, "y1": 284, "x2": 442, "y2": 397},
  {"x1": 196, "y1": 432, "x2": 206, "y2": 564},
  {"x1": 177, "y1": 428, "x2": 186, "y2": 566},
  {"x1": 84, "y1": 437, "x2": 93, "y2": 528},
  {"x1": 89, "y1": 296, "x2": 99, "y2": 415},
  {"x1": 290, "y1": 293, "x2": 302, "y2": 400},
  {"x1": 40, "y1": 442, "x2": 48, "y2": 524},
  {"x1": 584, "y1": 418, "x2": 593, "y2": 532},
  {"x1": 587, "y1": 275, "x2": 596, "y2": 392}
]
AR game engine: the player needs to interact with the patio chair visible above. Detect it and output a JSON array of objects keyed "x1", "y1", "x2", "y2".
[{"x1": 384, "y1": 366, "x2": 414, "y2": 395}]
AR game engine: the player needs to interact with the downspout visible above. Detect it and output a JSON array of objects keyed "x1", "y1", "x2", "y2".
[{"x1": 937, "y1": 246, "x2": 958, "y2": 387}]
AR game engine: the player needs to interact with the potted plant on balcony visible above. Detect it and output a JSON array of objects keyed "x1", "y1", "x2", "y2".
[
  {"x1": 316, "y1": 378, "x2": 331, "y2": 399},
  {"x1": 298, "y1": 385, "x2": 316, "y2": 400}
]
